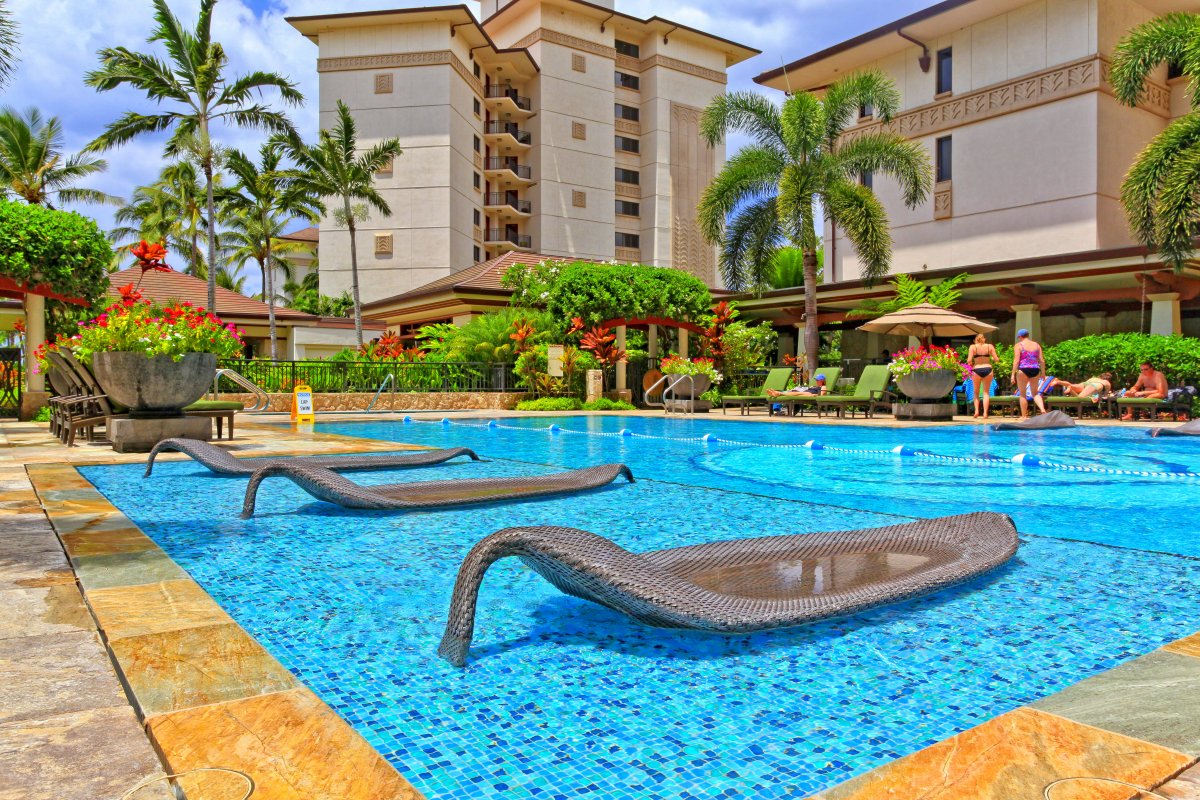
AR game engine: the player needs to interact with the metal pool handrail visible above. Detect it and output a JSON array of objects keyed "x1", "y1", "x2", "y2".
[
  {"x1": 365, "y1": 373, "x2": 396, "y2": 413},
  {"x1": 212, "y1": 368, "x2": 270, "y2": 412},
  {"x1": 663, "y1": 374, "x2": 696, "y2": 416}
]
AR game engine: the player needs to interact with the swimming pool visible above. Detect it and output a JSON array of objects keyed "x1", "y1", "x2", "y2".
[{"x1": 81, "y1": 415, "x2": 1200, "y2": 798}]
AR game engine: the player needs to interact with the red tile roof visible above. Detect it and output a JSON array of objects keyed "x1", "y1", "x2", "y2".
[
  {"x1": 107, "y1": 267, "x2": 317, "y2": 322},
  {"x1": 280, "y1": 226, "x2": 319, "y2": 243},
  {"x1": 362, "y1": 251, "x2": 577, "y2": 310}
]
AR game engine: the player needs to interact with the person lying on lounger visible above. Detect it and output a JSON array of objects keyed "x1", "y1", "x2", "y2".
[
  {"x1": 1049, "y1": 373, "x2": 1112, "y2": 400},
  {"x1": 766, "y1": 373, "x2": 827, "y2": 397}
]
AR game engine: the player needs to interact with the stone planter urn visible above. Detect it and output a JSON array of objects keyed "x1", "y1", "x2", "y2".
[
  {"x1": 895, "y1": 369, "x2": 957, "y2": 401},
  {"x1": 666, "y1": 374, "x2": 712, "y2": 399},
  {"x1": 91, "y1": 352, "x2": 217, "y2": 452}
]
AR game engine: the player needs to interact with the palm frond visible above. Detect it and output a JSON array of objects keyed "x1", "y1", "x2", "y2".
[
  {"x1": 0, "y1": 1, "x2": 20, "y2": 91},
  {"x1": 699, "y1": 90, "x2": 784, "y2": 150},
  {"x1": 87, "y1": 111, "x2": 180, "y2": 152},
  {"x1": 832, "y1": 132, "x2": 933, "y2": 207},
  {"x1": 822, "y1": 70, "x2": 902, "y2": 143},
  {"x1": 1150, "y1": 134, "x2": 1200, "y2": 270},
  {"x1": 825, "y1": 179, "x2": 892, "y2": 284},
  {"x1": 779, "y1": 92, "x2": 825, "y2": 160},
  {"x1": 697, "y1": 146, "x2": 786, "y2": 242},
  {"x1": 218, "y1": 71, "x2": 304, "y2": 109},
  {"x1": 1120, "y1": 112, "x2": 1200, "y2": 251},
  {"x1": 1109, "y1": 13, "x2": 1200, "y2": 107},
  {"x1": 718, "y1": 197, "x2": 785, "y2": 293}
]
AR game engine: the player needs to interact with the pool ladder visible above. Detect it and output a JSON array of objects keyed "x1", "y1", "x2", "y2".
[
  {"x1": 644, "y1": 374, "x2": 699, "y2": 415},
  {"x1": 211, "y1": 369, "x2": 270, "y2": 412},
  {"x1": 365, "y1": 373, "x2": 396, "y2": 413}
]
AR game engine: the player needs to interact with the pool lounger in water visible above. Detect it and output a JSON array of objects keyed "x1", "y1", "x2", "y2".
[
  {"x1": 145, "y1": 438, "x2": 482, "y2": 477},
  {"x1": 438, "y1": 511, "x2": 1019, "y2": 667},
  {"x1": 1150, "y1": 419, "x2": 1200, "y2": 438},
  {"x1": 992, "y1": 410, "x2": 1075, "y2": 431},
  {"x1": 240, "y1": 462, "x2": 635, "y2": 518}
]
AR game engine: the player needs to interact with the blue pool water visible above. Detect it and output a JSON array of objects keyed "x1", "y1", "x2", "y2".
[{"x1": 81, "y1": 415, "x2": 1200, "y2": 798}]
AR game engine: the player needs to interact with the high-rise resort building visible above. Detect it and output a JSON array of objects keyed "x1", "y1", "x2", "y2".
[
  {"x1": 287, "y1": 1, "x2": 759, "y2": 325},
  {"x1": 740, "y1": 0, "x2": 1197, "y2": 364}
]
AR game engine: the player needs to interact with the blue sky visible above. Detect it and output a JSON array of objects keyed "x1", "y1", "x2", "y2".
[{"x1": 3, "y1": 0, "x2": 932, "y2": 289}]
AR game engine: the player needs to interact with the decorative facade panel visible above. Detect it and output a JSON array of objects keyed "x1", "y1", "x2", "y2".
[
  {"x1": 572, "y1": 53, "x2": 587, "y2": 73},
  {"x1": 374, "y1": 233, "x2": 394, "y2": 256},
  {"x1": 572, "y1": 121, "x2": 587, "y2": 140},
  {"x1": 374, "y1": 73, "x2": 393, "y2": 94},
  {"x1": 934, "y1": 182, "x2": 953, "y2": 220},
  {"x1": 572, "y1": 191, "x2": 587, "y2": 208},
  {"x1": 670, "y1": 103, "x2": 717, "y2": 285}
]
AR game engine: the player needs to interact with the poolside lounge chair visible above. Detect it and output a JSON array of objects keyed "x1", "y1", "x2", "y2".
[
  {"x1": 437, "y1": 511, "x2": 1019, "y2": 667},
  {"x1": 241, "y1": 462, "x2": 635, "y2": 518},
  {"x1": 815, "y1": 365, "x2": 894, "y2": 419},
  {"x1": 1149, "y1": 419, "x2": 1200, "y2": 437},
  {"x1": 1113, "y1": 394, "x2": 1193, "y2": 422},
  {"x1": 770, "y1": 367, "x2": 843, "y2": 417},
  {"x1": 145, "y1": 437, "x2": 483, "y2": 477},
  {"x1": 721, "y1": 368, "x2": 793, "y2": 415},
  {"x1": 991, "y1": 410, "x2": 1075, "y2": 431}
]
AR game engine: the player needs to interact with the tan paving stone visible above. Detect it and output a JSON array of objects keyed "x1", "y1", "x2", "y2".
[
  {"x1": 112, "y1": 622, "x2": 299, "y2": 717},
  {"x1": 0, "y1": 706, "x2": 171, "y2": 800},
  {"x1": 814, "y1": 708, "x2": 1191, "y2": 800},
  {"x1": 87, "y1": 579, "x2": 233, "y2": 641},
  {"x1": 61, "y1": 526, "x2": 158, "y2": 558},
  {"x1": 1165, "y1": 633, "x2": 1200, "y2": 660},
  {"x1": 72, "y1": 546, "x2": 187, "y2": 590},
  {"x1": 0, "y1": 532, "x2": 72, "y2": 590},
  {"x1": 148, "y1": 687, "x2": 422, "y2": 800},
  {"x1": 0, "y1": 584, "x2": 92, "y2": 641},
  {"x1": 0, "y1": 631, "x2": 127, "y2": 724}
]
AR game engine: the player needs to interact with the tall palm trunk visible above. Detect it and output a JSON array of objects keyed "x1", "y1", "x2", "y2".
[
  {"x1": 264, "y1": 220, "x2": 277, "y2": 360},
  {"x1": 203, "y1": 161, "x2": 217, "y2": 313},
  {"x1": 802, "y1": 250, "x2": 820, "y2": 375},
  {"x1": 343, "y1": 195, "x2": 363, "y2": 347}
]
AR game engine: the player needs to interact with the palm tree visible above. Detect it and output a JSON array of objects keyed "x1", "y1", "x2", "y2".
[
  {"x1": 0, "y1": 107, "x2": 119, "y2": 208},
  {"x1": 110, "y1": 162, "x2": 214, "y2": 274},
  {"x1": 698, "y1": 71, "x2": 932, "y2": 373},
  {"x1": 215, "y1": 262, "x2": 247, "y2": 294},
  {"x1": 84, "y1": 0, "x2": 302, "y2": 313},
  {"x1": 224, "y1": 142, "x2": 319, "y2": 359},
  {"x1": 1110, "y1": 13, "x2": 1200, "y2": 271},
  {"x1": 0, "y1": 1, "x2": 20, "y2": 91},
  {"x1": 284, "y1": 101, "x2": 402, "y2": 346}
]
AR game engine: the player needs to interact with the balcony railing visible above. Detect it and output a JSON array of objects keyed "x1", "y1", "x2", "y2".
[
  {"x1": 485, "y1": 194, "x2": 531, "y2": 214},
  {"x1": 485, "y1": 229, "x2": 532, "y2": 248},
  {"x1": 485, "y1": 86, "x2": 531, "y2": 111},
  {"x1": 484, "y1": 157, "x2": 531, "y2": 180},
  {"x1": 485, "y1": 121, "x2": 531, "y2": 145}
]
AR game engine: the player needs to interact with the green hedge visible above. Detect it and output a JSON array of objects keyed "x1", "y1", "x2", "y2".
[
  {"x1": 582, "y1": 398, "x2": 636, "y2": 411},
  {"x1": 1042, "y1": 334, "x2": 1200, "y2": 387},
  {"x1": 0, "y1": 200, "x2": 111, "y2": 308},
  {"x1": 516, "y1": 397, "x2": 583, "y2": 411}
]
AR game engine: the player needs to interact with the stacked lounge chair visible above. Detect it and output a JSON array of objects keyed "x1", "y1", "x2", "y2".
[
  {"x1": 1149, "y1": 419, "x2": 1200, "y2": 437},
  {"x1": 816, "y1": 365, "x2": 895, "y2": 419},
  {"x1": 145, "y1": 437, "x2": 483, "y2": 476},
  {"x1": 992, "y1": 410, "x2": 1075, "y2": 431},
  {"x1": 240, "y1": 462, "x2": 635, "y2": 518},
  {"x1": 770, "y1": 367, "x2": 843, "y2": 417},
  {"x1": 437, "y1": 511, "x2": 1019, "y2": 667},
  {"x1": 720, "y1": 368, "x2": 793, "y2": 415}
]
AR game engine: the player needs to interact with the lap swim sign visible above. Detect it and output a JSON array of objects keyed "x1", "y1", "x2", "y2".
[{"x1": 292, "y1": 384, "x2": 315, "y2": 424}]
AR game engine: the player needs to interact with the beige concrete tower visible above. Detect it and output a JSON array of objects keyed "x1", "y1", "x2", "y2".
[{"x1": 289, "y1": 3, "x2": 758, "y2": 304}]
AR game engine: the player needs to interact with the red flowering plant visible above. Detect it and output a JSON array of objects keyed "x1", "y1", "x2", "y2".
[
  {"x1": 361, "y1": 332, "x2": 425, "y2": 362},
  {"x1": 35, "y1": 284, "x2": 244, "y2": 373},
  {"x1": 887, "y1": 344, "x2": 971, "y2": 381}
]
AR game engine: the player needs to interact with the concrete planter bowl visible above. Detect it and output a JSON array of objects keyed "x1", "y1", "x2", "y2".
[
  {"x1": 666, "y1": 374, "x2": 712, "y2": 399},
  {"x1": 896, "y1": 369, "x2": 957, "y2": 401},
  {"x1": 92, "y1": 352, "x2": 217, "y2": 418}
]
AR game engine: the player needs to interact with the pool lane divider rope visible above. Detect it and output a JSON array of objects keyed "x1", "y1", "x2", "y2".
[{"x1": 400, "y1": 416, "x2": 1200, "y2": 480}]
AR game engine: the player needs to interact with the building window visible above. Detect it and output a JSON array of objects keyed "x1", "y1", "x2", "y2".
[
  {"x1": 473, "y1": 97, "x2": 481, "y2": 117},
  {"x1": 473, "y1": 61, "x2": 481, "y2": 79},
  {"x1": 860, "y1": 171, "x2": 873, "y2": 190},
  {"x1": 936, "y1": 47, "x2": 953, "y2": 94},
  {"x1": 615, "y1": 232, "x2": 640, "y2": 249},
  {"x1": 1168, "y1": 61, "x2": 1184, "y2": 80},
  {"x1": 473, "y1": 135, "x2": 480, "y2": 153},
  {"x1": 473, "y1": 208, "x2": 481, "y2": 227},
  {"x1": 572, "y1": 53, "x2": 587, "y2": 73},
  {"x1": 473, "y1": 172, "x2": 482, "y2": 190},
  {"x1": 936, "y1": 136, "x2": 952, "y2": 182},
  {"x1": 615, "y1": 167, "x2": 640, "y2": 185},
  {"x1": 572, "y1": 121, "x2": 587, "y2": 140},
  {"x1": 615, "y1": 200, "x2": 640, "y2": 217},
  {"x1": 572, "y1": 190, "x2": 587, "y2": 208},
  {"x1": 859, "y1": 102, "x2": 873, "y2": 119},
  {"x1": 474, "y1": 245, "x2": 482, "y2": 262},
  {"x1": 615, "y1": 71, "x2": 640, "y2": 90},
  {"x1": 615, "y1": 135, "x2": 640, "y2": 153},
  {"x1": 615, "y1": 40, "x2": 640, "y2": 58},
  {"x1": 615, "y1": 103, "x2": 640, "y2": 122}
]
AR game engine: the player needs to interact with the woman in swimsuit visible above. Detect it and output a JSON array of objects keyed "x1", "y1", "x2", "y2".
[
  {"x1": 1010, "y1": 328, "x2": 1046, "y2": 419},
  {"x1": 966, "y1": 333, "x2": 999, "y2": 419},
  {"x1": 1050, "y1": 373, "x2": 1112, "y2": 401}
]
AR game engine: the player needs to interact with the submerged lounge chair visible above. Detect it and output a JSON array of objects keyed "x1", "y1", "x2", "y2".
[
  {"x1": 1150, "y1": 419, "x2": 1200, "y2": 437},
  {"x1": 241, "y1": 462, "x2": 635, "y2": 518},
  {"x1": 721, "y1": 368, "x2": 793, "y2": 415},
  {"x1": 991, "y1": 410, "x2": 1076, "y2": 431},
  {"x1": 145, "y1": 437, "x2": 482, "y2": 477},
  {"x1": 438, "y1": 511, "x2": 1018, "y2": 666}
]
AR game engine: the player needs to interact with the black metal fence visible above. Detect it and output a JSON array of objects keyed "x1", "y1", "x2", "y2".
[
  {"x1": 0, "y1": 353, "x2": 21, "y2": 417},
  {"x1": 216, "y1": 360, "x2": 520, "y2": 394}
]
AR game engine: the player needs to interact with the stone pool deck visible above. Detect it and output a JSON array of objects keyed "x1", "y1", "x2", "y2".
[{"x1": 0, "y1": 412, "x2": 1196, "y2": 799}]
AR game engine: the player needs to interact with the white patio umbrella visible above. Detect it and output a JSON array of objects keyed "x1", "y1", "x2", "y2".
[{"x1": 856, "y1": 303, "x2": 996, "y2": 344}]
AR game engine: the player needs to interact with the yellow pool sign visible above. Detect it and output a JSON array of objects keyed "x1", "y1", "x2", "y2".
[{"x1": 291, "y1": 384, "x2": 315, "y2": 424}]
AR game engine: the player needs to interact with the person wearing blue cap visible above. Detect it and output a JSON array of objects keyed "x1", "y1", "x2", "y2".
[
  {"x1": 1010, "y1": 328, "x2": 1046, "y2": 419},
  {"x1": 766, "y1": 373, "x2": 828, "y2": 397}
]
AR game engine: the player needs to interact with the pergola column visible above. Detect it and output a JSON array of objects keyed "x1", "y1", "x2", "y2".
[
  {"x1": 677, "y1": 328, "x2": 688, "y2": 359},
  {"x1": 24, "y1": 293, "x2": 44, "y2": 393},
  {"x1": 1080, "y1": 311, "x2": 1107, "y2": 337},
  {"x1": 1148, "y1": 293, "x2": 1182, "y2": 336},
  {"x1": 647, "y1": 323, "x2": 658, "y2": 360},
  {"x1": 615, "y1": 325, "x2": 627, "y2": 391},
  {"x1": 1011, "y1": 303, "x2": 1042, "y2": 343},
  {"x1": 794, "y1": 324, "x2": 804, "y2": 361}
]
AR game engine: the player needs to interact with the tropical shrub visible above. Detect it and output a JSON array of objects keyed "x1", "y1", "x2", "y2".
[
  {"x1": 848, "y1": 272, "x2": 969, "y2": 319},
  {"x1": 514, "y1": 344, "x2": 598, "y2": 397},
  {"x1": 289, "y1": 289, "x2": 353, "y2": 318},
  {"x1": 32, "y1": 405, "x2": 52, "y2": 422},
  {"x1": 660, "y1": 354, "x2": 723, "y2": 384},
  {"x1": 582, "y1": 398, "x2": 636, "y2": 411},
  {"x1": 887, "y1": 345, "x2": 969, "y2": 381},
  {"x1": 516, "y1": 397, "x2": 583, "y2": 411},
  {"x1": 504, "y1": 260, "x2": 712, "y2": 325},
  {"x1": 716, "y1": 320, "x2": 778, "y2": 393},
  {"x1": 417, "y1": 308, "x2": 556, "y2": 364},
  {"x1": 1042, "y1": 334, "x2": 1200, "y2": 387}
]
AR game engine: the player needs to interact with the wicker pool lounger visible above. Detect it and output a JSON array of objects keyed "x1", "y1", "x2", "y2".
[
  {"x1": 145, "y1": 437, "x2": 482, "y2": 477},
  {"x1": 241, "y1": 462, "x2": 635, "y2": 518},
  {"x1": 1150, "y1": 419, "x2": 1200, "y2": 437},
  {"x1": 991, "y1": 410, "x2": 1076, "y2": 431},
  {"x1": 437, "y1": 511, "x2": 1019, "y2": 667}
]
